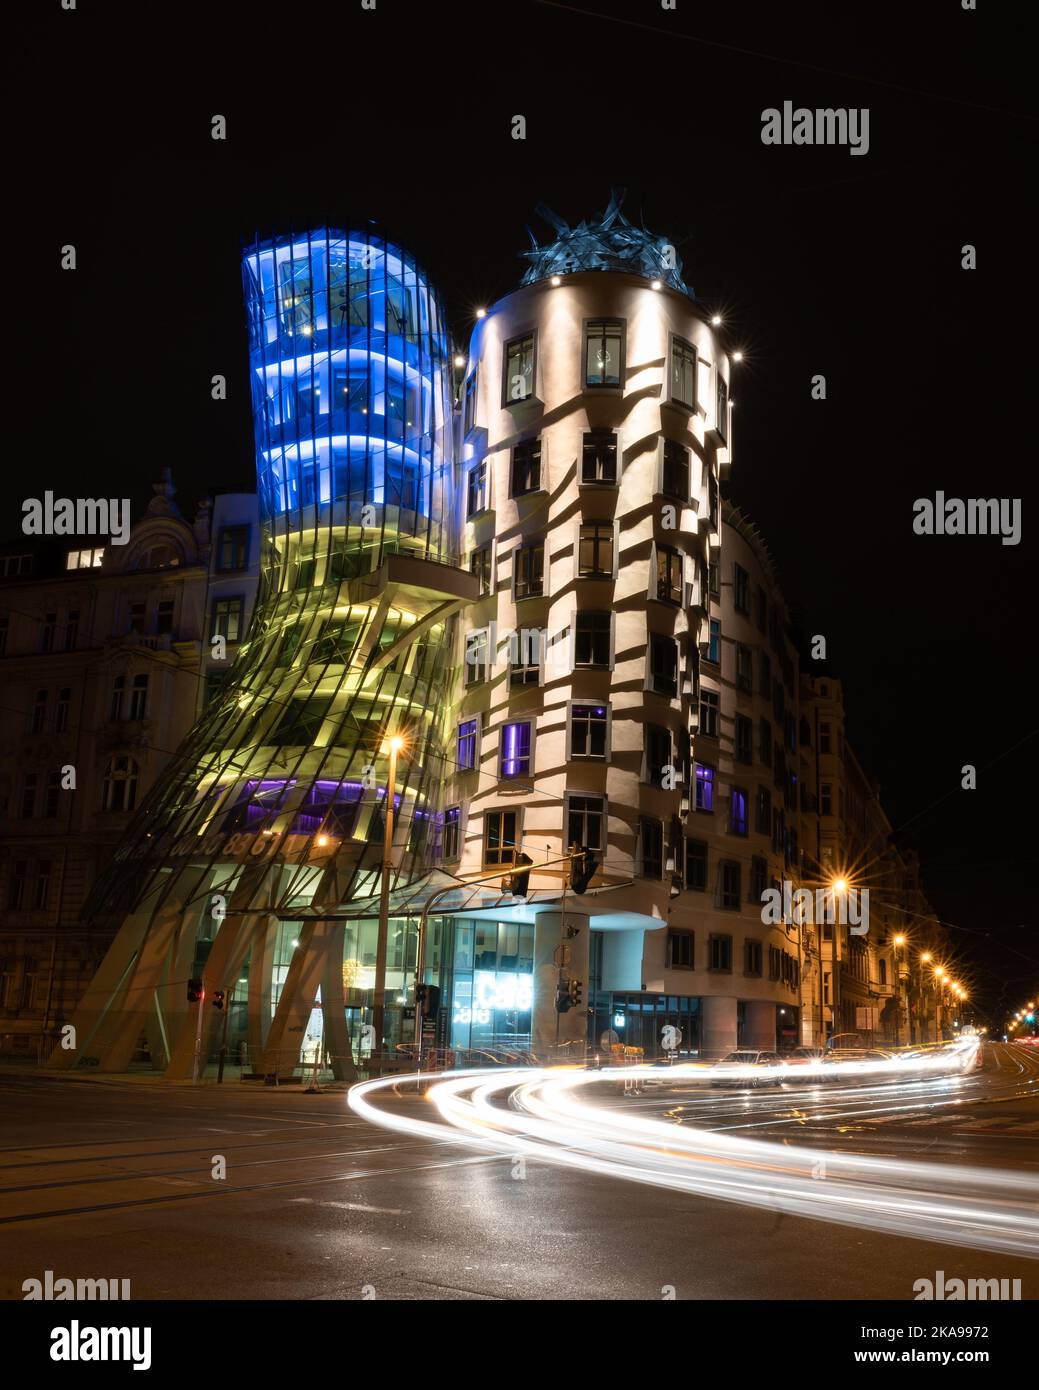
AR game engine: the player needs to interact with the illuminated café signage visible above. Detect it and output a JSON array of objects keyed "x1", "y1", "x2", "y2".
[{"x1": 453, "y1": 971, "x2": 533, "y2": 1026}]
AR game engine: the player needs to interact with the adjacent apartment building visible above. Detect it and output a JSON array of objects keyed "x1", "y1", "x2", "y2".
[{"x1": 0, "y1": 476, "x2": 258, "y2": 1055}]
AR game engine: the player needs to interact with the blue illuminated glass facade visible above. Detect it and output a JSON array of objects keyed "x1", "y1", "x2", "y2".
[{"x1": 242, "y1": 230, "x2": 453, "y2": 563}]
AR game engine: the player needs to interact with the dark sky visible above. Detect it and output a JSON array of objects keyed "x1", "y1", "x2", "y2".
[{"x1": 13, "y1": 0, "x2": 1037, "y2": 1023}]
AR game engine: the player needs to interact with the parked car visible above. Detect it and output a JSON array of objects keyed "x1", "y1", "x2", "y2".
[{"x1": 710, "y1": 1050, "x2": 787, "y2": 1088}]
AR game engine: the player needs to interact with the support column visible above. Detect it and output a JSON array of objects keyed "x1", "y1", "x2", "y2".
[
  {"x1": 700, "y1": 994, "x2": 738, "y2": 1059},
  {"x1": 259, "y1": 919, "x2": 337, "y2": 1079},
  {"x1": 532, "y1": 907, "x2": 590, "y2": 1060},
  {"x1": 743, "y1": 999, "x2": 777, "y2": 1050}
]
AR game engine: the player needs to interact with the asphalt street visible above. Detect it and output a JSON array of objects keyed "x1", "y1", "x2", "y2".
[{"x1": 0, "y1": 1044, "x2": 1035, "y2": 1301}]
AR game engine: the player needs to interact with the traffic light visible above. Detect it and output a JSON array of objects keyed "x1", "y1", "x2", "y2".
[
  {"x1": 187, "y1": 978, "x2": 204, "y2": 1003},
  {"x1": 570, "y1": 847, "x2": 598, "y2": 895},
  {"x1": 555, "y1": 985, "x2": 572, "y2": 1014},
  {"x1": 568, "y1": 978, "x2": 583, "y2": 1008},
  {"x1": 211, "y1": 989, "x2": 225, "y2": 1010},
  {"x1": 503, "y1": 851, "x2": 533, "y2": 898}
]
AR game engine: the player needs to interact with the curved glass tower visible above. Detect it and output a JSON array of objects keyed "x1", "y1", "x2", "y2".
[{"x1": 51, "y1": 229, "x2": 474, "y2": 1078}]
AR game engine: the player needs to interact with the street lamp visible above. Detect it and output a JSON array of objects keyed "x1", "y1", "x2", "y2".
[
  {"x1": 893, "y1": 934, "x2": 906, "y2": 1046},
  {"x1": 372, "y1": 731, "x2": 406, "y2": 1074},
  {"x1": 830, "y1": 876, "x2": 847, "y2": 1038}
]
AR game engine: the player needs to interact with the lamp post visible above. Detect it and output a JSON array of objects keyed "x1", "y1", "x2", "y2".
[
  {"x1": 830, "y1": 877, "x2": 847, "y2": 1039},
  {"x1": 892, "y1": 934, "x2": 906, "y2": 1047},
  {"x1": 372, "y1": 733, "x2": 405, "y2": 1075}
]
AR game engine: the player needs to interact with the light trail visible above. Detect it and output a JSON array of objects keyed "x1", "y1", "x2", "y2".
[{"x1": 348, "y1": 1040, "x2": 1039, "y2": 1258}]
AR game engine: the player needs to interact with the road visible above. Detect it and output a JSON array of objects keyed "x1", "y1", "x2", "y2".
[{"x1": 0, "y1": 1043, "x2": 1036, "y2": 1301}]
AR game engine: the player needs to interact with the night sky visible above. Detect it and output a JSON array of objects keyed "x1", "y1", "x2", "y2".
[{"x1": 13, "y1": 0, "x2": 1037, "y2": 1023}]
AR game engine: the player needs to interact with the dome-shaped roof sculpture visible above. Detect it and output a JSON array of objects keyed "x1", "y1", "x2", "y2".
[{"x1": 519, "y1": 189, "x2": 694, "y2": 297}]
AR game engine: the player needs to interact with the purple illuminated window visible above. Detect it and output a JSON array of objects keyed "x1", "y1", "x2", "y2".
[
  {"x1": 695, "y1": 764, "x2": 714, "y2": 813},
  {"x1": 458, "y1": 718, "x2": 478, "y2": 771},
  {"x1": 501, "y1": 721, "x2": 532, "y2": 779}
]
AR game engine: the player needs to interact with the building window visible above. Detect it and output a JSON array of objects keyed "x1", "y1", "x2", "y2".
[
  {"x1": 218, "y1": 526, "x2": 249, "y2": 571},
  {"x1": 733, "y1": 563, "x2": 750, "y2": 614},
  {"x1": 736, "y1": 643, "x2": 753, "y2": 693},
  {"x1": 469, "y1": 545, "x2": 492, "y2": 596},
  {"x1": 656, "y1": 546, "x2": 682, "y2": 604},
  {"x1": 735, "y1": 714, "x2": 753, "y2": 764},
  {"x1": 128, "y1": 673, "x2": 148, "y2": 721},
  {"x1": 645, "y1": 725, "x2": 672, "y2": 788},
  {"x1": 484, "y1": 810, "x2": 518, "y2": 866},
  {"x1": 570, "y1": 703, "x2": 608, "y2": 759},
  {"x1": 41, "y1": 612, "x2": 57, "y2": 653},
  {"x1": 879, "y1": 958, "x2": 888, "y2": 987},
  {"x1": 744, "y1": 939, "x2": 763, "y2": 976},
  {"x1": 756, "y1": 787, "x2": 772, "y2": 835},
  {"x1": 20, "y1": 773, "x2": 38, "y2": 819},
  {"x1": 567, "y1": 793, "x2": 605, "y2": 852},
  {"x1": 716, "y1": 375, "x2": 728, "y2": 441},
  {"x1": 695, "y1": 763, "x2": 715, "y2": 812},
  {"x1": 821, "y1": 783, "x2": 832, "y2": 816},
  {"x1": 54, "y1": 688, "x2": 71, "y2": 734},
  {"x1": 7, "y1": 860, "x2": 29, "y2": 910},
  {"x1": 508, "y1": 628, "x2": 542, "y2": 687},
  {"x1": 574, "y1": 611, "x2": 611, "y2": 667},
  {"x1": 501, "y1": 721, "x2": 532, "y2": 779},
  {"x1": 750, "y1": 856, "x2": 767, "y2": 905},
  {"x1": 109, "y1": 676, "x2": 125, "y2": 721},
  {"x1": 707, "y1": 617, "x2": 720, "y2": 665},
  {"x1": 42, "y1": 771, "x2": 60, "y2": 818},
  {"x1": 30, "y1": 689, "x2": 47, "y2": 735},
  {"x1": 504, "y1": 332, "x2": 535, "y2": 403},
  {"x1": 640, "y1": 817, "x2": 664, "y2": 879},
  {"x1": 443, "y1": 806, "x2": 461, "y2": 861},
  {"x1": 759, "y1": 718, "x2": 773, "y2": 764},
  {"x1": 63, "y1": 609, "x2": 80, "y2": 650},
  {"x1": 102, "y1": 756, "x2": 138, "y2": 812},
  {"x1": 648, "y1": 634, "x2": 678, "y2": 697},
  {"x1": 0, "y1": 613, "x2": 8, "y2": 655},
  {"x1": 463, "y1": 371, "x2": 478, "y2": 435},
  {"x1": 759, "y1": 649, "x2": 772, "y2": 697},
  {"x1": 467, "y1": 460, "x2": 489, "y2": 517},
  {"x1": 464, "y1": 629, "x2": 488, "y2": 686},
  {"x1": 584, "y1": 319, "x2": 623, "y2": 388},
  {"x1": 699, "y1": 688, "x2": 718, "y2": 738},
  {"x1": 511, "y1": 438, "x2": 542, "y2": 495},
  {"x1": 581, "y1": 429, "x2": 618, "y2": 485},
  {"x1": 715, "y1": 864, "x2": 740, "y2": 915},
  {"x1": 709, "y1": 932, "x2": 733, "y2": 969},
  {"x1": 756, "y1": 586, "x2": 768, "y2": 632},
  {"x1": 667, "y1": 930, "x2": 694, "y2": 969},
  {"x1": 662, "y1": 440, "x2": 689, "y2": 501},
  {"x1": 513, "y1": 542, "x2": 544, "y2": 599},
  {"x1": 156, "y1": 600, "x2": 174, "y2": 636},
  {"x1": 578, "y1": 522, "x2": 614, "y2": 578},
  {"x1": 212, "y1": 598, "x2": 244, "y2": 643},
  {"x1": 730, "y1": 787, "x2": 748, "y2": 836},
  {"x1": 670, "y1": 336, "x2": 696, "y2": 409},
  {"x1": 686, "y1": 838, "x2": 707, "y2": 891},
  {"x1": 457, "y1": 718, "x2": 479, "y2": 772},
  {"x1": 820, "y1": 722, "x2": 832, "y2": 754}
]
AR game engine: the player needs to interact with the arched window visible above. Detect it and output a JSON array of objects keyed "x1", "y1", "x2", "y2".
[{"x1": 102, "y1": 756, "x2": 138, "y2": 812}]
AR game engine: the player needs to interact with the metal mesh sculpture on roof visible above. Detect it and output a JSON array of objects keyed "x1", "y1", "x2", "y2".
[{"x1": 519, "y1": 190, "x2": 694, "y2": 298}]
